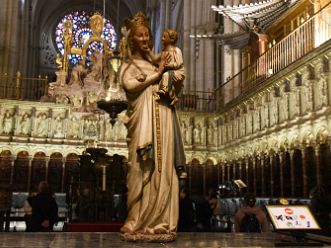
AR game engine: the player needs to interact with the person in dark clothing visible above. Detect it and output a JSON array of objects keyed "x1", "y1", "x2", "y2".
[
  {"x1": 23, "y1": 192, "x2": 35, "y2": 232},
  {"x1": 178, "y1": 186, "x2": 195, "y2": 232},
  {"x1": 234, "y1": 192, "x2": 269, "y2": 232},
  {"x1": 30, "y1": 181, "x2": 58, "y2": 232},
  {"x1": 194, "y1": 196, "x2": 213, "y2": 232}
]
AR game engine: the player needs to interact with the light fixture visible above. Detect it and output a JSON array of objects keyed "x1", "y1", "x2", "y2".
[{"x1": 97, "y1": 0, "x2": 127, "y2": 126}]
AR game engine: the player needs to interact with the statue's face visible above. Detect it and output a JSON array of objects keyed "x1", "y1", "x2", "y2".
[
  {"x1": 162, "y1": 32, "x2": 171, "y2": 46},
  {"x1": 132, "y1": 25, "x2": 150, "y2": 54}
]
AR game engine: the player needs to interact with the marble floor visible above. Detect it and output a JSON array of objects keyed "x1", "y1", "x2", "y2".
[{"x1": 0, "y1": 232, "x2": 329, "y2": 248}]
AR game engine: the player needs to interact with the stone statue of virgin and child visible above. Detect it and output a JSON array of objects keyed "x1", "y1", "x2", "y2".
[{"x1": 119, "y1": 12, "x2": 186, "y2": 242}]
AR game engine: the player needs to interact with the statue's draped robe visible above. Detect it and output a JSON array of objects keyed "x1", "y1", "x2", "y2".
[{"x1": 120, "y1": 58, "x2": 181, "y2": 236}]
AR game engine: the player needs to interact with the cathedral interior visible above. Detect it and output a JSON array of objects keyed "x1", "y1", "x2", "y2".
[{"x1": 0, "y1": 0, "x2": 331, "y2": 245}]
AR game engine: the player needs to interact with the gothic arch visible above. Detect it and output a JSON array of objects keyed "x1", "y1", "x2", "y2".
[
  {"x1": 316, "y1": 127, "x2": 329, "y2": 144},
  {"x1": 302, "y1": 131, "x2": 314, "y2": 147},
  {"x1": 206, "y1": 157, "x2": 217, "y2": 166}
]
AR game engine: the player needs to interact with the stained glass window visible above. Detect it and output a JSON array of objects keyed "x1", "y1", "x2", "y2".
[{"x1": 55, "y1": 11, "x2": 117, "y2": 65}]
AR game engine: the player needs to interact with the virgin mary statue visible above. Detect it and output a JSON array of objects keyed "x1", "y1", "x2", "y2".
[{"x1": 119, "y1": 12, "x2": 186, "y2": 242}]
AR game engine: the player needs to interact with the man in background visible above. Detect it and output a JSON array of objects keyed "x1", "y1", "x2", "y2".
[
  {"x1": 31, "y1": 181, "x2": 58, "y2": 231},
  {"x1": 234, "y1": 192, "x2": 269, "y2": 232}
]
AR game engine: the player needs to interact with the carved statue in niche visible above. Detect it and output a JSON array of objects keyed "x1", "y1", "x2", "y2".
[
  {"x1": 239, "y1": 115, "x2": 246, "y2": 137},
  {"x1": 315, "y1": 74, "x2": 327, "y2": 108},
  {"x1": 213, "y1": 126, "x2": 218, "y2": 146},
  {"x1": 260, "y1": 105, "x2": 268, "y2": 129},
  {"x1": 193, "y1": 124, "x2": 201, "y2": 144},
  {"x1": 233, "y1": 119, "x2": 238, "y2": 139},
  {"x1": 53, "y1": 115, "x2": 65, "y2": 138},
  {"x1": 246, "y1": 113, "x2": 252, "y2": 134},
  {"x1": 35, "y1": 112, "x2": 49, "y2": 137},
  {"x1": 222, "y1": 125, "x2": 227, "y2": 143},
  {"x1": 83, "y1": 119, "x2": 98, "y2": 137},
  {"x1": 279, "y1": 94, "x2": 288, "y2": 122},
  {"x1": 201, "y1": 125, "x2": 206, "y2": 145},
  {"x1": 289, "y1": 90, "x2": 299, "y2": 118},
  {"x1": 253, "y1": 109, "x2": 260, "y2": 132},
  {"x1": 71, "y1": 95, "x2": 84, "y2": 110},
  {"x1": 69, "y1": 60, "x2": 87, "y2": 86},
  {"x1": 269, "y1": 99, "x2": 278, "y2": 126},
  {"x1": 67, "y1": 116, "x2": 81, "y2": 139},
  {"x1": 86, "y1": 91, "x2": 99, "y2": 109},
  {"x1": 301, "y1": 80, "x2": 313, "y2": 113},
  {"x1": 218, "y1": 125, "x2": 223, "y2": 145},
  {"x1": 86, "y1": 51, "x2": 103, "y2": 82},
  {"x1": 227, "y1": 123, "x2": 233, "y2": 141},
  {"x1": 207, "y1": 124, "x2": 214, "y2": 145},
  {"x1": 2, "y1": 110, "x2": 14, "y2": 135},
  {"x1": 17, "y1": 112, "x2": 31, "y2": 135}
]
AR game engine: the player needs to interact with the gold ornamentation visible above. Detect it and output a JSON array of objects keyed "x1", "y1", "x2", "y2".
[
  {"x1": 129, "y1": 12, "x2": 150, "y2": 30},
  {"x1": 120, "y1": 232, "x2": 176, "y2": 242},
  {"x1": 90, "y1": 12, "x2": 104, "y2": 37}
]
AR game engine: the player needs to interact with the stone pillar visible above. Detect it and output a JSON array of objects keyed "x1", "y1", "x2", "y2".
[
  {"x1": 326, "y1": 54, "x2": 331, "y2": 105},
  {"x1": 0, "y1": 0, "x2": 31, "y2": 76},
  {"x1": 10, "y1": 155, "x2": 16, "y2": 184},
  {"x1": 270, "y1": 153, "x2": 275, "y2": 197},
  {"x1": 314, "y1": 145, "x2": 322, "y2": 188},
  {"x1": 27, "y1": 156, "x2": 33, "y2": 192},
  {"x1": 221, "y1": 162, "x2": 226, "y2": 184},
  {"x1": 252, "y1": 156, "x2": 257, "y2": 196},
  {"x1": 278, "y1": 151, "x2": 285, "y2": 197},
  {"x1": 289, "y1": 150, "x2": 296, "y2": 197},
  {"x1": 244, "y1": 157, "x2": 249, "y2": 189},
  {"x1": 260, "y1": 154, "x2": 265, "y2": 196},
  {"x1": 238, "y1": 159, "x2": 243, "y2": 180},
  {"x1": 301, "y1": 147, "x2": 308, "y2": 197},
  {"x1": 227, "y1": 161, "x2": 231, "y2": 182},
  {"x1": 183, "y1": 0, "x2": 192, "y2": 91},
  {"x1": 61, "y1": 157, "x2": 67, "y2": 192},
  {"x1": 45, "y1": 157, "x2": 50, "y2": 182}
]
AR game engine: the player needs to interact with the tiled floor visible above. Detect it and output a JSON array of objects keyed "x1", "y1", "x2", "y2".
[{"x1": 0, "y1": 232, "x2": 329, "y2": 248}]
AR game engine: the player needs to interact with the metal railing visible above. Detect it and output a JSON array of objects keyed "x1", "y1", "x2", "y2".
[
  {"x1": 215, "y1": 2, "x2": 331, "y2": 110},
  {"x1": 0, "y1": 72, "x2": 48, "y2": 101},
  {"x1": 176, "y1": 90, "x2": 216, "y2": 112}
]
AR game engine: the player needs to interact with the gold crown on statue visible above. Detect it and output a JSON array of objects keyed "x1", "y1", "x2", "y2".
[{"x1": 129, "y1": 12, "x2": 150, "y2": 30}]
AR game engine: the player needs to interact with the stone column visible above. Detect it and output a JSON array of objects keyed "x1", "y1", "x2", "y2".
[
  {"x1": 183, "y1": 0, "x2": 192, "y2": 91},
  {"x1": 260, "y1": 154, "x2": 265, "y2": 196},
  {"x1": 244, "y1": 157, "x2": 249, "y2": 189},
  {"x1": 289, "y1": 149, "x2": 296, "y2": 197},
  {"x1": 278, "y1": 151, "x2": 285, "y2": 197},
  {"x1": 0, "y1": 0, "x2": 31, "y2": 76},
  {"x1": 221, "y1": 162, "x2": 226, "y2": 185},
  {"x1": 27, "y1": 156, "x2": 33, "y2": 192},
  {"x1": 325, "y1": 53, "x2": 331, "y2": 105},
  {"x1": 314, "y1": 145, "x2": 322, "y2": 188},
  {"x1": 252, "y1": 156, "x2": 257, "y2": 195},
  {"x1": 238, "y1": 159, "x2": 243, "y2": 180},
  {"x1": 45, "y1": 157, "x2": 50, "y2": 182},
  {"x1": 270, "y1": 153, "x2": 275, "y2": 197},
  {"x1": 301, "y1": 147, "x2": 308, "y2": 197},
  {"x1": 10, "y1": 155, "x2": 16, "y2": 185},
  {"x1": 227, "y1": 161, "x2": 232, "y2": 182},
  {"x1": 61, "y1": 157, "x2": 67, "y2": 192}
]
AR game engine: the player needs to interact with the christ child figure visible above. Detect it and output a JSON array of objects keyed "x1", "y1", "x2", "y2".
[{"x1": 150, "y1": 29, "x2": 185, "y2": 106}]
